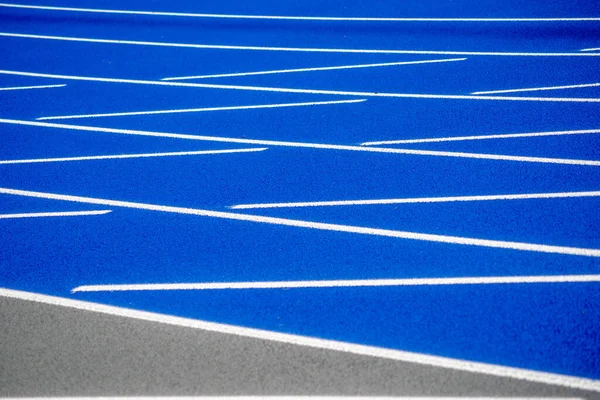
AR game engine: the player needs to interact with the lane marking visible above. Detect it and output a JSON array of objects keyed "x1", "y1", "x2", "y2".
[
  {"x1": 36, "y1": 99, "x2": 366, "y2": 121},
  {"x1": 1, "y1": 32, "x2": 600, "y2": 57},
  {"x1": 161, "y1": 58, "x2": 467, "y2": 81},
  {"x1": 0, "y1": 398, "x2": 586, "y2": 400},
  {"x1": 1, "y1": 288, "x2": 598, "y2": 392},
  {"x1": 0, "y1": 83, "x2": 65, "y2": 91},
  {"x1": 72, "y1": 274, "x2": 600, "y2": 293},
  {"x1": 472, "y1": 83, "x2": 600, "y2": 95},
  {"x1": 580, "y1": 48, "x2": 600, "y2": 52},
  {"x1": 361, "y1": 128, "x2": 600, "y2": 145},
  {"x1": 2, "y1": 69, "x2": 600, "y2": 106},
  {"x1": 2, "y1": 118, "x2": 599, "y2": 167},
  {"x1": 0, "y1": 148, "x2": 267, "y2": 165},
  {"x1": 0, "y1": 210, "x2": 111, "y2": 219},
  {"x1": 0, "y1": 3, "x2": 598, "y2": 22},
  {"x1": 230, "y1": 190, "x2": 600, "y2": 210},
  {"x1": 1, "y1": 186, "x2": 599, "y2": 257}
]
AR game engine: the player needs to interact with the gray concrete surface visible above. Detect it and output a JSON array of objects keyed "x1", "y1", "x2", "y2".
[{"x1": 0, "y1": 296, "x2": 597, "y2": 398}]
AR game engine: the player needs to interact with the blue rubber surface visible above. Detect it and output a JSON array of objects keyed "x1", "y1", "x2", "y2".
[{"x1": 1, "y1": 0, "x2": 600, "y2": 380}]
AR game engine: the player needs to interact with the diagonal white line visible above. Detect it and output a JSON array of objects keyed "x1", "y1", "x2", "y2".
[
  {"x1": 161, "y1": 58, "x2": 466, "y2": 81},
  {"x1": 0, "y1": 3, "x2": 598, "y2": 22},
  {"x1": 0, "y1": 210, "x2": 111, "y2": 219},
  {"x1": 1, "y1": 32, "x2": 600, "y2": 57},
  {"x1": 230, "y1": 190, "x2": 600, "y2": 209},
  {"x1": 0, "y1": 84, "x2": 66, "y2": 91},
  {"x1": 0, "y1": 288, "x2": 599, "y2": 392},
  {"x1": 2, "y1": 118, "x2": 600, "y2": 167},
  {"x1": 361, "y1": 128, "x2": 600, "y2": 145},
  {"x1": 0, "y1": 186, "x2": 599, "y2": 257},
  {"x1": 472, "y1": 82, "x2": 600, "y2": 95},
  {"x1": 72, "y1": 274, "x2": 600, "y2": 293},
  {"x1": 580, "y1": 48, "x2": 600, "y2": 52},
  {"x1": 36, "y1": 99, "x2": 366, "y2": 121}
]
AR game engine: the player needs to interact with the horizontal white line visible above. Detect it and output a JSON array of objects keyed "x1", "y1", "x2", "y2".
[
  {"x1": 0, "y1": 148, "x2": 267, "y2": 164},
  {"x1": 1, "y1": 32, "x2": 599, "y2": 57},
  {"x1": 72, "y1": 274, "x2": 600, "y2": 293},
  {"x1": 1, "y1": 119, "x2": 599, "y2": 167},
  {"x1": 472, "y1": 82, "x2": 600, "y2": 95},
  {"x1": 230, "y1": 190, "x2": 600, "y2": 210},
  {"x1": 162, "y1": 58, "x2": 466, "y2": 81},
  {"x1": 0, "y1": 398, "x2": 585, "y2": 400},
  {"x1": 1, "y1": 186, "x2": 599, "y2": 257},
  {"x1": 36, "y1": 99, "x2": 366, "y2": 121},
  {"x1": 0, "y1": 83, "x2": 65, "y2": 91},
  {"x1": 1, "y1": 288, "x2": 598, "y2": 392},
  {"x1": 580, "y1": 48, "x2": 600, "y2": 52},
  {"x1": 0, "y1": 3, "x2": 598, "y2": 22},
  {"x1": 361, "y1": 128, "x2": 600, "y2": 145},
  {"x1": 0, "y1": 210, "x2": 111, "y2": 219}
]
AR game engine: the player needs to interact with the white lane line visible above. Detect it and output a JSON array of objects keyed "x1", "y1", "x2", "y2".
[
  {"x1": 0, "y1": 210, "x2": 111, "y2": 219},
  {"x1": 361, "y1": 128, "x2": 600, "y2": 145},
  {"x1": 1, "y1": 186, "x2": 599, "y2": 258},
  {"x1": 0, "y1": 3, "x2": 598, "y2": 22},
  {"x1": 161, "y1": 58, "x2": 466, "y2": 81},
  {"x1": 0, "y1": 288, "x2": 598, "y2": 392},
  {"x1": 472, "y1": 83, "x2": 600, "y2": 95},
  {"x1": 0, "y1": 148, "x2": 267, "y2": 165},
  {"x1": 0, "y1": 83, "x2": 65, "y2": 91},
  {"x1": 36, "y1": 99, "x2": 366, "y2": 121},
  {"x1": 0, "y1": 398, "x2": 586, "y2": 400},
  {"x1": 72, "y1": 274, "x2": 600, "y2": 293},
  {"x1": 1, "y1": 32, "x2": 599, "y2": 57},
  {"x1": 2, "y1": 69, "x2": 600, "y2": 105},
  {"x1": 2, "y1": 118, "x2": 599, "y2": 167},
  {"x1": 581, "y1": 48, "x2": 600, "y2": 52},
  {"x1": 230, "y1": 190, "x2": 600, "y2": 210}
]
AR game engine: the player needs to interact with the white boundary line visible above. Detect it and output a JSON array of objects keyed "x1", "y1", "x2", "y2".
[
  {"x1": 72, "y1": 274, "x2": 600, "y2": 293},
  {"x1": 580, "y1": 48, "x2": 600, "y2": 52},
  {"x1": 1, "y1": 32, "x2": 599, "y2": 57},
  {"x1": 161, "y1": 58, "x2": 466, "y2": 81},
  {"x1": 0, "y1": 3, "x2": 598, "y2": 22},
  {"x1": 472, "y1": 83, "x2": 600, "y2": 95},
  {"x1": 0, "y1": 148, "x2": 267, "y2": 164},
  {"x1": 0, "y1": 210, "x2": 111, "y2": 219},
  {"x1": 0, "y1": 186, "x2": 599, "y2": 257},
  {"x1": 36, "y1": 99, "x2": 366, "y2": 121},
  {"x1": 360, "y1": 128, "x2": 600, "y2": 145},
  {"x1": 0, "y1": 398, "x2": 586, "y2": 400},
  {"x1": 230, "y1": 190, "x2": 600, "y2": 210},
  {"x1": 0, "y1": 83, "x2": 66, "y2": 91},
  {"x1": 0, "y1": 288, "x2": 598, "y2": 392},
  {"x1": 1, "y1": 118, "x2": 599, "y2": 167}
]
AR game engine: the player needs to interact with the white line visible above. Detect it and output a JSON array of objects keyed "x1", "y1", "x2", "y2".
[
  {"x1": 580, "y1": 48, "x2": 600, "y2": 52},
  {"x1": 0, "y1": 210, "x2": 111, "y2": 219},
  {"x1": 0, "y1": 83, "x2": 65, "y2": 91},
  {"x1": 72, "y1": 274, "x2": 600, "y2": 293},
  {"x1": 2, "y1": 69, "x2": 600, "y2": 106},
  {"x1": 0, "y1": 3, "x2": 598, "y2": 22},
  {"x1": 472, "y1": 83, "x2": 600, "y2": 95},
  {"x1": 161, "y1": 59, "x2": 466, "y2": 81},
  {"x1": 0, "y1": 186, "x2": 599, "y2": 258},
  {"x1": 1, "y1": 32, "x2": 599, "y2": 57},
  {"x1": 0, "y1": 288, "x2": 598, "y2": 392},
  {"x1": 0, "y1": 398, "x2": 585, "y2": 400},
  {"x1": 230, "y1": 190, "x2": 600, "y2": 210},
  {"x1": 1, "y1": 118, "x2": 599, "y2": 167},
  {"x1": 361, "y1": 128, "x2": 600, "y2": 145},
  {"x1": 36, "y1": 100, "x2": 366, "y2": 121}
]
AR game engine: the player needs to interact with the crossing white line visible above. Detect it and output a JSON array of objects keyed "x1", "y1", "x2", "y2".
[
  {"x1": 36, "y1": 99, "x2": 366, "y2": 121},
  {"x1": 1, "y1": 118, "x2": 599, "y2": 167},
  {"x1": 0, "y1": 148, "x2": 267, "y2": 164},
  {"x1": 161, "y1": 58, "x2": 466, "y2": 81},
  {"x1": 0, "y1": 84, "x2": 65, "y2": 91},
  {"x1": 1, "y1": 32, "x2": 599, "y2": 57},
  {"x1": 0, "y1": 288, "x2": 598, "y2": 392},
  {"x1": 230, "y1": 190, "x2": 600, "y2": 210},
  {"x1": 72, "y1": 274, "x2": 600, "y2": 293},
  {"x1": 360, "y1": 128, "x2": 600, "y2": 145},
  {"x1": 0, "y1": 3, "x2": 598, "y2": 22},
  {"x1": 0, "y1": 210, "x2": 111, "y2": 219},
  {"x1": 1, "y1": 186, "x2": 599, "y2": 257},
  {"x1": 472, "y1": 83, "x2": 600, "y2": 95},
  {"x1": 2, "y1": 69, "x2": 600, "y2": 105}
]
